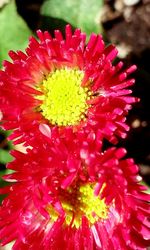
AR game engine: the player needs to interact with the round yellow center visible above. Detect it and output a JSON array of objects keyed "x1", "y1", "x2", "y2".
[
  {"x1": 47, "y1": 183, "x2": 108, "y2": 228},
  {"x1": 36, "y1": 68, "x2": 92, "y2": 126}
]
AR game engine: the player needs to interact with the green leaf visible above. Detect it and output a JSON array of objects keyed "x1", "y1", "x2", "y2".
[
  {"x1": 0, "y1": 149, "x2": 13, "y2": 164},
  {"x1": 0, "y1": 128, "x2": 12, "y2": 137},
  {"x1": 0, "y1": 128, "x2": 13, "y2": 151},
  {"x1": 0, "y1": 169, "x2": 14, "y2": 203},
  {"x1": 0, "y1": 0, "x2": 32, "y2": 67},
  {"x1": 41, "y1": 0, "x2": 103, "y2": 37}
]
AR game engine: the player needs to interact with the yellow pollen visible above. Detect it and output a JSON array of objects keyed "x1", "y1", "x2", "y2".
[
  {"x1": 36, "y1": 68, "x2": 92, "y2": 126},
  {"x1": 47, "y1": 183, "x2": 108, "y2": 228}
]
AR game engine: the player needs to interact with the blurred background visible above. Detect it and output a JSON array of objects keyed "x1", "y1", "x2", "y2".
[{"x1": 0, "y1": 0, "x2": 150, "y2": 247}]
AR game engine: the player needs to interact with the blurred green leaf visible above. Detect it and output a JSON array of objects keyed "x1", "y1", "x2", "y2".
[
  {"x1": 0, "y1": 0, "x2": 32, "y2": 67},
  {"x1": 0, "y1": 129, "x2": 13, "y2": 165},
  {"x1": 41, "y1": 0, "x2": 103, "y2": 37},
  {"x1": 0, "y1": 149, "x2": 13, "y2": 164},
  {"x1": 0, "y1": 169, "x2": 14, "y2": 203},
  {"x1": 0, "y1": 128, "x2": 12, "y2": 138}
]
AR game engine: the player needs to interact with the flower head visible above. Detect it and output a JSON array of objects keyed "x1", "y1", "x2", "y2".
[
  {"x1": 0, "y1": 140, "x2": 149, "y2": 249},
  {"x1": 0, "y1": 25, "x2": 137, "y2": 145}
]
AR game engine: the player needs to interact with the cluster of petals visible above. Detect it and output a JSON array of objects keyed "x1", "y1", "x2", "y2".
[
  {"x1": 0, "y1": 133, "x2": 150, "y2": 249},
  {"x1": 0, "y1": 24, "x2": 150, "y2": 250},
  {"x1": 0, "y1": 25, "x2": 137, "y2": 145}
]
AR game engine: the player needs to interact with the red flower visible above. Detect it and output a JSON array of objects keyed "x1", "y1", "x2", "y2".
[
  {"x1": 0, "y1": 138, "x2": 149, "y2": 249},
  {"x1": 0, "y1": 25, "x2": 137, "y2": 145}
]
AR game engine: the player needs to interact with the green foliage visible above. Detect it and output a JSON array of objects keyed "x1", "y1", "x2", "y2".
[
  {"x1": 0, "y1": 149, "x2": 13, "y2": 164},
  {"x1": 41, "y1": 0, "x2": 103, "y2": 37},
  {"x1": 0, "y1": 0, "x2": 32, "y2": 67},
  {"x1": 0, "y1": 169, "x2": 13, "y2": 203},
  {"x1": 0, "y1": 129, "x2": 13, "y2": 164},
  {"x1": 0, "y1": 129, "x2": 13, "y2": 195}
]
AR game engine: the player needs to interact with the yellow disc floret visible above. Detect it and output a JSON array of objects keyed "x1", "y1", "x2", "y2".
[
  {"x1": 36, "y1": 68, "x2": 92, "y2": 126},
  {"x1": 47, "y1": 183, "x2": 108, "y2": 228}
]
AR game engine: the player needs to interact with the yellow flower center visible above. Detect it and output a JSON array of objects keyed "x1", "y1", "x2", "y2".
[
  {"x1": 36, "y1": 68, "x2": 92, "y2": 126},
  {"x1": 47, "y1": 183, "x2": 108, "y2": 228}
]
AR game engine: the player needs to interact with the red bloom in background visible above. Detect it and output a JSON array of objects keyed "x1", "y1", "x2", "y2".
[
  {"x1": 0, "y1": 25, "x2": 137, "y2": 145},
  {"x1": 0, "y1": 137, "x2": 149, "y2": 249}
]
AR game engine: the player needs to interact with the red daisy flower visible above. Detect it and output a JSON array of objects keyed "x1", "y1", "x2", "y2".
[
  {"x1": 0, "y1": 138, "x2": 149, "y2": 249},
  {"x1": 0, "y1": 25, "x2": 137, "y2": 145}
]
